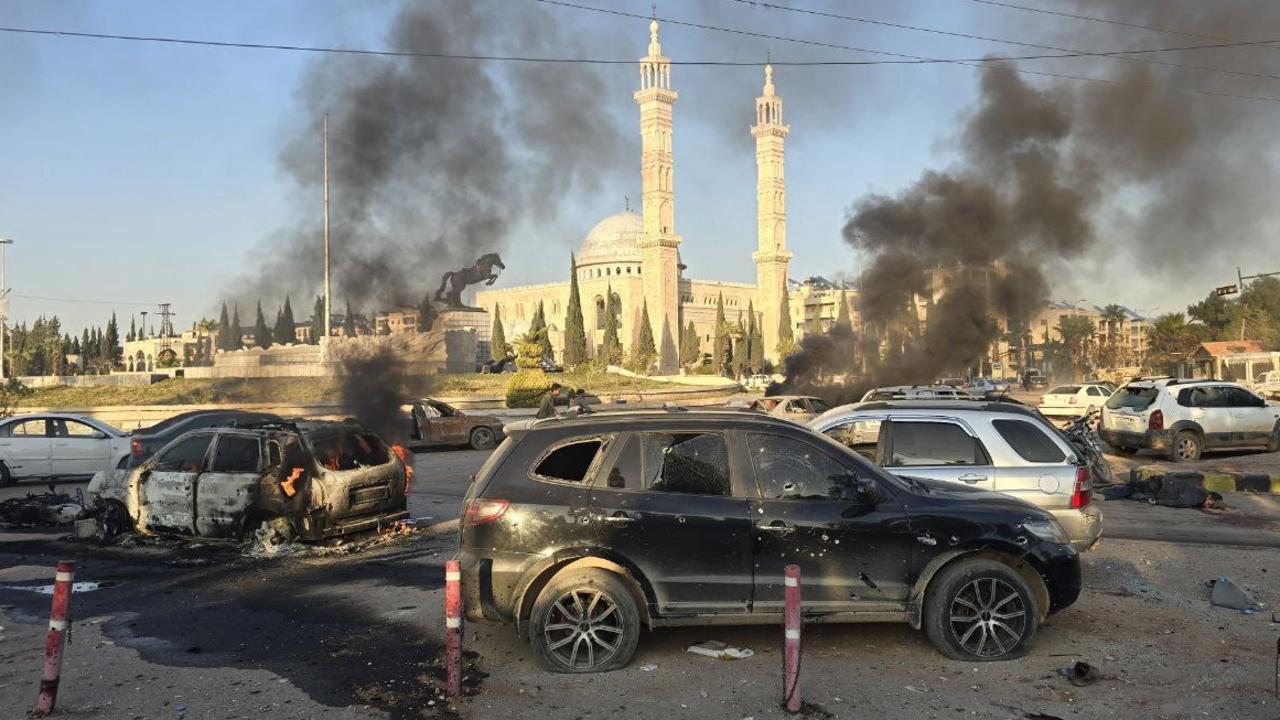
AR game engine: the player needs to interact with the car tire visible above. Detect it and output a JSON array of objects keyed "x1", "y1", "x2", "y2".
[
  {"x1": 1171, "y1": 430, "x2": 1202, "y2": 463},
  {"x1": 469, "y1": 427, "x2": 496, "y2": 451},
  {"x1": 529, "y1": 568, "x2": 640, "y2": 673},
  {"x1": 923, "y1": 559, "x2": 1039, "y2": 662},
  {"x1": 1267, "y1": 424, "x2": 1280, "y2": 454},
  {"x1": 0, "y1": 461, "x2": 12, "y2": 486},
  {"x1": 100, "y1": 500, "x2": 133, "y2": 540}
]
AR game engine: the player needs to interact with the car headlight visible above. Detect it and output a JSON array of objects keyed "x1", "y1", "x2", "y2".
[{"x1": 1021, "y1": 518, "x2": 1069, "y2": 544}]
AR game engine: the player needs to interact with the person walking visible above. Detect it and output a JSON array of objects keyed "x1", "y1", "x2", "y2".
[{"x1": 536, "y1": 383, "x2": 562, "y2": 419}]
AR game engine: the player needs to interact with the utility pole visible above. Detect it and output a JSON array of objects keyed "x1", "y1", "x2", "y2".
[
  {"x1": 323, "y1": 114, "x2": 331, "y2": 340},
  {"x1": 0, "y1": 237, "x2": 12, "y2": 380}
]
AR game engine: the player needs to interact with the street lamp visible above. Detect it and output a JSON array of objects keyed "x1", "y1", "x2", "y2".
[{"x1": 0, "y1": 237, "x2": 13, "y2": 381}]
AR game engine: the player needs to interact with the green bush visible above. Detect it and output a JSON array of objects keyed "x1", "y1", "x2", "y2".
[{"x1": 505, "y1": 329, "x2": 554, "y2": 408}]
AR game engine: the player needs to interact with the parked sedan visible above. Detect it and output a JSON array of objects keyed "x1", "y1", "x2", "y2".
[
  {"x1": 0, "y1": 413, "x2": 131, "y2": 485},
  {"x1": 407, "y1": 398, "x2": 505, "y2": 450},
  {"x1": 747, "y1": 395, "x2": 833, "y2": 423},
  {"x1": 1039, "y1": 384, "x2": 1113, "y2": 418},
  {"x1": 121, "y1": 409, "x2": 283, "y2": 468},
  {"x1": 87, "y1": 419, "x2": 409, "y2": 540}
]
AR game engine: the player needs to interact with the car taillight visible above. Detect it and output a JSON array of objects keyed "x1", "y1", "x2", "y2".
[
  {"x1": 464, "y1": 498, "x2": 510, "y2": 526},
  {"x1": 1148, "y1": 409, "x2": 1164, "y2": 431},
  {"x1": 1071, "y1": 465, "x2": 1091, "y2": 509},
  {"x1": 391, "y1": 444, "x2": 413, "y2": 493},
  {"x1": 131, "y1": 438, "x2": 143, "y2": 457}
]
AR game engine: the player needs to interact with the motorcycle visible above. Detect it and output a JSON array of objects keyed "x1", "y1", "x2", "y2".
[{"x1": 1061, "y1": 408, "x2": 1113, "y2": 486}]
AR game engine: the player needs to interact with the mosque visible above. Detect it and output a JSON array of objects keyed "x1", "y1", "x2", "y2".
[{"x1": 475, "y1": 19, "x2": 849, "y2": 372}]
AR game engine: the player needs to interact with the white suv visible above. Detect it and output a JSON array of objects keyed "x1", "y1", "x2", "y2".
[
  {"x1": 1252, "y1": 371, "x2": 1280, "y2": 400},
  {"x1": 1099, "y1": 379, "x2": 1280, "y2": 462}
]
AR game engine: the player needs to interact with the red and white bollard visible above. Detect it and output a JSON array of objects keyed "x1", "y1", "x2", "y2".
[
  {"x1": 34, "y1": 560, "x2": 75, "y2": 717},
  {"x1": 444, "y1": 560, "x2": 463, "y2": 698},
  {"x1": 783, "y1": 564, "x2": 802, "y2": 714}
]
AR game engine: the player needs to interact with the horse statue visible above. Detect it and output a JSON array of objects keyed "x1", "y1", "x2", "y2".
[{"x1": 434, "y1": 252, "x2": 505, "y2": 310}]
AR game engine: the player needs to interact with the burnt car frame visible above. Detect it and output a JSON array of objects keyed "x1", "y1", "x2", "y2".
[
  {"x1": 87, "y1": 420, "x2": 409, "y2": 541},
  {"x1": 457, "y1": 409, "x2": 1081, "y2": 672},
  {"x1": 408, "y1": 398, "x2": 504, "y2": 451}
]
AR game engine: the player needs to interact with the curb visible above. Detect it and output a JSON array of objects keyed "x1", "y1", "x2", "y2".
[{"x1": 1129, "y1": 465, "x2": 1280, "y2": 495}]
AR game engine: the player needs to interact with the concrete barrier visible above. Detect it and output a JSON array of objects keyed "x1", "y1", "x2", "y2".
[{"x1": 1130, "y1": 465, "x2": 1280, "y2": 495}]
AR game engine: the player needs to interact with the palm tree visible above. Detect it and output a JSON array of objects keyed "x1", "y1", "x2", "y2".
[
  {"x1": 1100, "y1": 304, "x2": 1127, "y2": 369},
  {"x1": 1055, "y1": 315, "x2": 1096, "y2": 381}
]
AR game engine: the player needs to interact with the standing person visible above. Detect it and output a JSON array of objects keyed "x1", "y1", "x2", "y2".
[{"x1": 536, "y1": 383, "x2": 562, "y2": 419}]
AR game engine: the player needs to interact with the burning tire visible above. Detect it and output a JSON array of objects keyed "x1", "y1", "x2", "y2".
[
  {"x1": 528, "y1": 568, "x2": 640, "y2": 673},
  {"x1": 470, "y1": 427, "x2": 497, "y2": 451},
  {"x1": 923, "y1": 559, "x2": 1038, "y2": 661}
]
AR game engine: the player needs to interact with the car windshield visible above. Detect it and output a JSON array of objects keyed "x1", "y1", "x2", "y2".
[
  {"x1": 1105, "y1": 386, "x2": 1160, "y2": 411},
  {"x1": 307, "y1": 430, "x2": 391, "y2": 471}
]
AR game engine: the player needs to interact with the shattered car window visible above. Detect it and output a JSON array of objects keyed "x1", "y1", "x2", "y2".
[
  {"x1": 533, "y1": 439, "x2": 603, "y2": 483},
  {"x1": 211, "y1": 436, "x2": 261, "y2": 473},
  {"x1": 747, "y1": 433, "x2": 860, "y2": 501},
  {"x1": 1106, "y1": 386, "x2": 1159, "y2": 411},
  {"x1": 640, "y1": 432, "x2": 730, "y2": 497},
  {"x1": 307, "y1": 431, "x2": 391, "y2": 471},
  {"x1": 153, "y1": 435, "x2": 213, "y2": 473}
]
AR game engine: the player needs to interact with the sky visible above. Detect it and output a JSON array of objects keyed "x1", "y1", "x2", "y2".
[{"x1": 3, "y1": 0, "x2": 1279, "y2": 335}]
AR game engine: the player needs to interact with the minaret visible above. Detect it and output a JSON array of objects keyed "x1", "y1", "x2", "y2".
[
  {"x1": 752, "y1": 62, "x2": 793, "y2": 364},
  {"x1": 634, "y1": 18, "x2": 681, "y2": 372}
]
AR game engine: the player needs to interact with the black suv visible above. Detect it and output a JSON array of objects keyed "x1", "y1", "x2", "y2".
[{"x1": 457, "y1": 410, "x2": 1081, "y2": 672}]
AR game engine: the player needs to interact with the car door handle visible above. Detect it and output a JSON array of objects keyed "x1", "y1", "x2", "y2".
[
  {"x1": 756, "y1": 521, "x2": 794, "y2": 534},
  {"x1": 958, "y1": 473, "x2": 987, "y2": 483},
  {"x1": 599, "y1": 512, "x2": 636, "y2": 524}
]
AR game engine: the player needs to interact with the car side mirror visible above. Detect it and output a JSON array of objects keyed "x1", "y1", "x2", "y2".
[{"x1": 853, "y1": 476, "x2": 880, "y2": 505}]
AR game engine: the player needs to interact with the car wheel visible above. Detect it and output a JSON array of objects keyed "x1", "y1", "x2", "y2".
[
  {"x1": 923, "y1": 559, "x2": 1038, "y2": 662},
  {"x1": 100, "y1": 500, "x2": 133, "y2": 540},
  {"x1": 469, "y1": 427, "x2": 496, "y2": 451},
  {"x1": 1171, "y1": 430, "x2": 1202, "y2": 463},
  {"x1": 1267, "y1": 424, "x2": 1280, "y2": 454},
  {"x1": 529, "y1": 568, "x2": 640, "y2": 673},
  {"x1": 0, "y1": 461, "x2": 12, "y2": 486}
]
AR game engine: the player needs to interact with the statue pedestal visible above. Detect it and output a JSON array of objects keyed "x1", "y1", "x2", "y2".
[{"x1": 433, "y1": 309, "x2": 490, "y2": 373}]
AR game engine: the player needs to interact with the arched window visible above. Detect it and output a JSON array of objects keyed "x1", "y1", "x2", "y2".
[{"x1": 595, "y1": 296, "x2": 606, "y2": 330}]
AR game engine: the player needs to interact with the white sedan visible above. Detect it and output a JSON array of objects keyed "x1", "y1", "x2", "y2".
[
  {"x1": 1040, "y1": 384, "x2": 1113, "y2": 417},
  {"x1": 0, "y1": 413, "x2": 132, "y2": 485}
]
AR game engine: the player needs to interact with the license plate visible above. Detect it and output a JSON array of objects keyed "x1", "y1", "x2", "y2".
[{"x1": 1113, "y1": 415, "x2": 1140, "y2": 431}]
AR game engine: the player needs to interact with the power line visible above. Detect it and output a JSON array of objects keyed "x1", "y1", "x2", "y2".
[
  {"x1": 964, "y1": 0, "x2": 1251, "y2": 44},
  {"x1": 11, "y1": 293, "x2": 158, "y2": 307},
  {"x1": 730, "y1": 0, "x2": 1280, "y2": 82},
  {"x1": 535, "y1": 0, "x2": 1280, "y2": 104}
]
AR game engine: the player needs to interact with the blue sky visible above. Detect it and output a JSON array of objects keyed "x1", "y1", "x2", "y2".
[{"x1": 1, "y1": 0, "x2": 1266, "y2": 334}]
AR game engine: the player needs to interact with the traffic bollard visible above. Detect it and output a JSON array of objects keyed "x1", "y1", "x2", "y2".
[
  {"x1": 783, "y1": 564, "x2": 801, "y2": 713},
  {"x1": 445, "y1": 560, "x2": 463, "y2": 698},
  {"x1": 34, "y1": 560, "x2": 75, "y2": 717}
]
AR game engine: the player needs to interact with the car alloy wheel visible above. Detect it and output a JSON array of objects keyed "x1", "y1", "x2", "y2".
[
  {"x1": 1173, "y1": 431, "x2": 1201, "y2": 462},
  {"x1": 948, "y1": 578, "x2": 1029, "y2": 658},
  {"x1": 470, "y1": 427, "x2": 496, "y2": 451},
  {"x1": 542, "y1": 588, "x2": 625, "y2": 671}
]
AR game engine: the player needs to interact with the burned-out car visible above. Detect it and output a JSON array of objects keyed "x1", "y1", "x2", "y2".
[
  {"x1": 407, "y1": 398, "x2": 505, "y2": 451},
  {"x1": 86, "y1": 420, "x2": 410, "y2": 541}
]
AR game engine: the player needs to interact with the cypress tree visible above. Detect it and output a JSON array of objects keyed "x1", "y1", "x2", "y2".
[
  {"x1": 562, "y1": 254, "x2": 587, "y2": 367},
  {"x1": 713, "y1": 293, "x2": 729, "y2": 376},
  {"x1": 602, "y1": 284, "x2": 622, "y2": 365},
  {"x1": 310, "y1": 295, "x2": 324, "y2": 343},
  {"x1": 105, "y1": 312, "x2": 121, "y2": 366},
  {"x1": 127, "y1": 316, "x2": 137, "y2": 343},
  {"x1": 680, "y1": 319, "x2": 700, "y2": 367},
  {"x1": 217, "y1": 303, "x2": 230, "y2": 350},
  {"x1": 272, "y1": 296, "x2": 295, "y2": 345},
  {"x1": 490, "y1": 305, "x2": 509, "y2": 361},
  {"x1": 342, "y1": 300, "x2": 357, "y2": 337},
  {"x1": 530, "y1": 301, "x2": 553, "y2": 361},
  {"x1": 777, "y1": 285, "x2": 795, "y2": 357},
  {"x1": 748, "y1": 302, "x2": 764, "y2": 373},
  {"x1": 629, "y1": 301, "x2": 657, "y2": 373},
  {"x1": 81, "y1": 329, "x2": 91, "y2": 365},
  {"x1": 254, "y1": 302, "x2": 273, "y2": 349},
  {"x1": 835, "y1": 287, "x2": 852, "y2": 333},
  {"x1": 731, "y1": 312, "x2": 747, "y2": 378},
  {"x1": 229, "y1": 305, "x2": 242, "y2": 349},
  {"x1": 416, "y1": 294, "x2": 436, "y2": 332}
]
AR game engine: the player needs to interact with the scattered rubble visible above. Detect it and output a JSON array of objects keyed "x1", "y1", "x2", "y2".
[
  {"x1": 0, "y1": 487, "x2": 84, "y2": 528},
  {"x1": 1058, "y1": 661, "x2": 1101, "y2": 687},
  {"x1": 687, "y1": 640, "x2": 754, "y2": 660},
  {"x1": 1208, "y1": 576, "x2": 1265, "y2": 612}
]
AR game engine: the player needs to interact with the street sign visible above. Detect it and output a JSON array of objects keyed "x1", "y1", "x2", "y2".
[{"x1": 1215, "y1": 284, "x2": 1239, "y2": 297}]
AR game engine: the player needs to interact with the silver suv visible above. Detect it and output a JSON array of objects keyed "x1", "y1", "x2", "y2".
[
  {"x1": 810, "y1": 400, "x2": 1101, "y2": 549},
  {"x1": 1100, "y1": 378, "x2": 1280, "y2": 462}
]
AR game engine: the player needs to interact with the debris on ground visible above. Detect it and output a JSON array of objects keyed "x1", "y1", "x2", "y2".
[
  {"x1": 0, "y1": 487, "x2": 85, "y2": 528},
  {"x1": 638, "y1": 663, "x2": 658, "y2": 671},
  {"x1": 1101, "y1": 472, "x2": 1225, "y2": 509},
  {"x1": 687, "y1": 640, "x2": 755, "y2": 660},
  {"x1": 244, "y1": 517, "x2": 430, "y2": 559},
  {"x1": 1058, "y1": 660, "x2": 1101, "y2": 687},
  {"x1": 1208, "y1": 576, "x2": 1265, "y2": 612}
]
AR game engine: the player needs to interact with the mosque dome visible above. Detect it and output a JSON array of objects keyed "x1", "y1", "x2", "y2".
[{"x1": 577, "y1": 211, "x2": 643, "y2": 266}]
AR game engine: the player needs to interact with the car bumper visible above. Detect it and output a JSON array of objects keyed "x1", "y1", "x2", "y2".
[
  {"x1": 455, "y1": 548, "x2": 542, "y2": 624},
  {"x1": 1032, "y1": 542, "x2": 1082, "y2": 615},
  {"x1": 1048, "y1": 504, "x2": 1102, "y2": 551},
  {"x1": 1039, "y1": 405, "x2": 1089, "y2": 417},
  {"x1": 1099, "y1": 427, "x2": 1171, "y2": 452}
]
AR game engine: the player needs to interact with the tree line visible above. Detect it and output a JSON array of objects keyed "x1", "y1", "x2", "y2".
[{"x1": 5, "y1": 313, "x2": 122, "y2": 376}]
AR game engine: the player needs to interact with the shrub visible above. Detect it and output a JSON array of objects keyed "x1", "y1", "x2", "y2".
[{"x1": 505, "y1": 329, "x2": 553, "y2": 408}]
